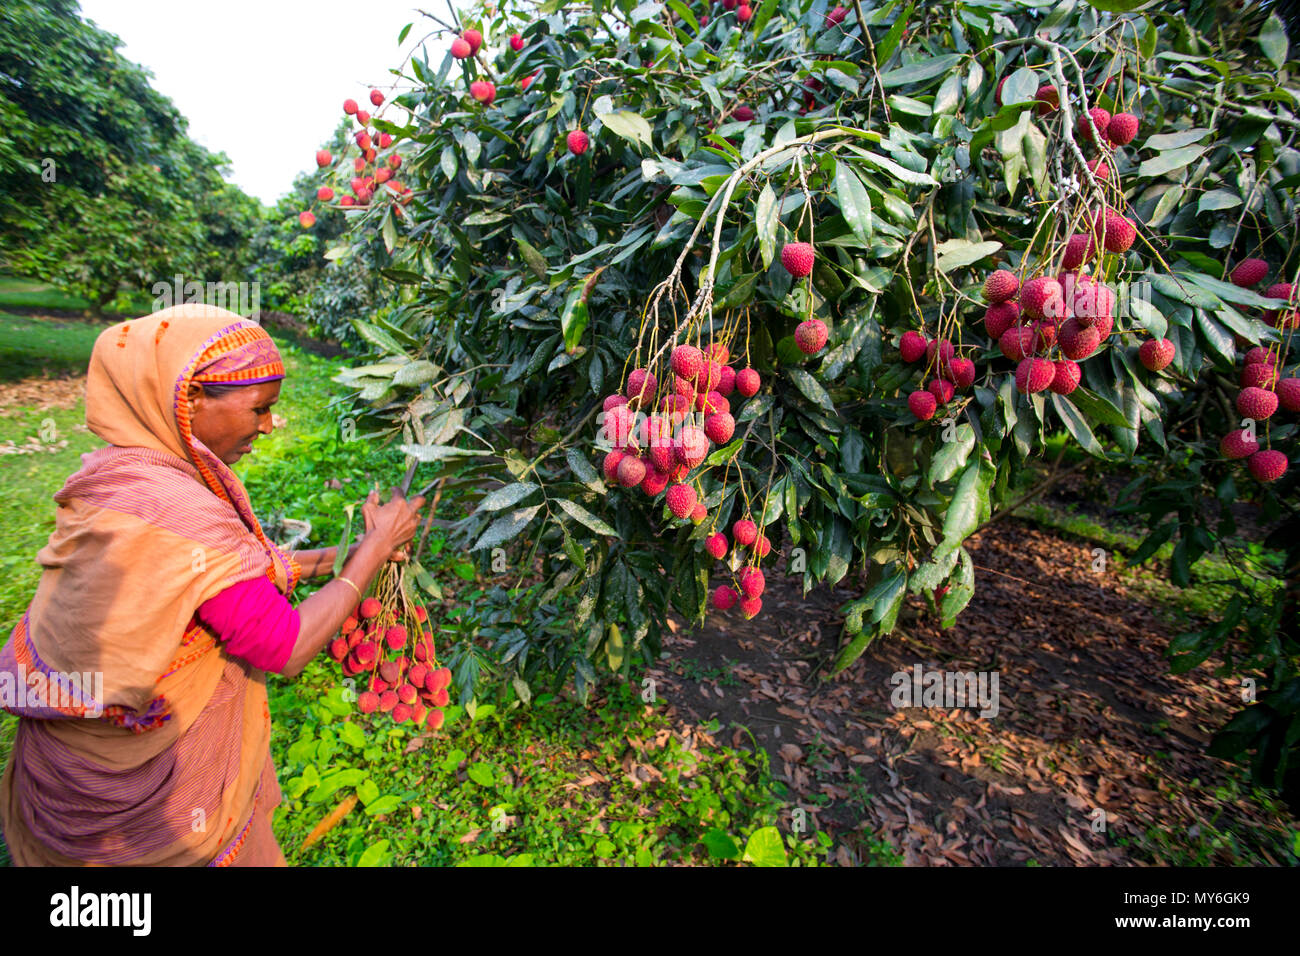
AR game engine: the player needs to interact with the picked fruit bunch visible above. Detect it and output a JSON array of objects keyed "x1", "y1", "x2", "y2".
[
  {"x1": 296, "y1": 89, "x2": 413, "y2": 227},
  {"x1": 328, "y1": 561, "x2": 451, "y2": 731}
]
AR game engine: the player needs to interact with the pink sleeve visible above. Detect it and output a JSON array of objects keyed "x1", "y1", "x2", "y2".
[{"x1": 196, "y1": 575, "x2": 300, "y2": 674}]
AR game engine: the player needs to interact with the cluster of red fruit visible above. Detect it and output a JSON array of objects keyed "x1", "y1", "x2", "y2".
[
  {"x1": 705, "y1": 517, "x2": 771, "y2": 619},
  {"x1": 450, "y1": 26, "x2": 528, "y2": 110},
  {"x1": 1216, "y1": 260, "x2": 1298, "y2": 483},
  {"x1": 716, "y1": 0, "x2": 754, "y2": 24},
  {"x1": 780, "y1": 241, "x2": 830, "y2": 353},
  {"x1": 298, "y1": 88, "x2": 411, "y2": 227},
  {"x1": 329, "y1": 596, "x2": 451, "y2": 730}
]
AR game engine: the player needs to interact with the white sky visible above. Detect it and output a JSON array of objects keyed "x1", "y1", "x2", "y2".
[{"x1": 76, "y1": 0, "x2": 454, "y2": 206}]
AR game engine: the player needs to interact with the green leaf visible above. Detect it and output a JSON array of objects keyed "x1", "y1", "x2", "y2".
[
  {"x1": 1067, "y1": 387, "x2": 1130, "y2": 428},
  {"x1": 755, "y1": 183, "x2": 777, "y2": 270},
  {"x1": 879, "y1": 54, "x2": 964, "y2": 89},
  {"x1": 517, "y1": 236, "x2": 549, "y2": 280},
  {"x1": 704, "y1": 438, "x2": 745, "y2": 466},
  {"x1": 1197, "y1": 189, "x2": 1241, "y2": 214},
  {"x1": 351, "y1": 319, "x2": 407, "y2": 357},
  {"x1": 935, "y1": 239, "x2": 1001, "y2": 273},
  {"x1": 560, "y1": 286, "x2": 589, "y2": 353},
  {"x1": 1128, "y1": 296, "x2": 1168, "y2": 339},
  {"x1": 1137, "y1": 145, "x2": 1207, "y2": 178},
  {"x1": 786, "y1": 368, "x2": 836, "y2": 412},
  {"x1": 1144, "y1": 128, "x2": 1210, "y2": 151},
  {"x1": 928, "y1": 423, "x2": 975, "y2": 483},
  {"x1": 476, "y1": 482, "x2": 540, "y2": 512},
  {"x1": 392, "y1": 360, "x2": 439, "y2": 386},
  {"x1": 741, "y1": 826, "x2": 788, "y2": 866},
  {"x1": 1260, "y1": 13, "x2": 1289, "y2": 70},
  {"x1": 833, "y1": 161, "x2": 873, "y2": 244},
  {"x1": 440, "y1": 145, "x2": 458, "y2": 181},
  {"x1": 1051, "y1": 393, "x2": 1107, "y2": 459},
  {"x1": 472, "y1": 504, "x2": 543, "y2": 551},
  {"x1": 357, "y1": 840, "x2": 391, "y2": 867},
  {"x1": 364, "y1": 795, "x2": 403, "y2": 817},
  {"x1": 339, "y1": 722, "x2": 367, "y2": 749},
  {"x1": 468, "y1": 762, "x2": 496, "y2": 787},
  {"x1": 1000, "y1": 67, "x2": 1039, "y2": 106},
  {"x1": 600, "y1": 110, "x2": 654, "y2": 149},
  {"x1": 555, "y1": 498, "x2": 617, "y2": 536},
  {"x1": 702, "y1": 828, "x2": 740, "y2": 860},
  {"x1": 936, "y1": 457, "x2": 993, "y2": 558}
]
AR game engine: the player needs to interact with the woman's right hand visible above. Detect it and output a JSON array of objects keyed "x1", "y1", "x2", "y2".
[{"x1": 362, "y1": 486, "x2": 427, "y2": 559}]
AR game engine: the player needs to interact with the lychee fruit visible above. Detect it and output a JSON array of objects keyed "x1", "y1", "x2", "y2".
[
  {"x1": 370, "y1": 89, "x2": 384, "y2": 107},
  {"x1": 1078, "y1": 107, "x2": 1112, "y2": 143},
  {"x1": 984, "y1": 302, "x2": 1020, "y2": 339},
  {"x1": 1237, "y1": 386, "x2": 1279, "y2": 420},
  {"x1": 462, "y1": 28, "x2": 483, "y2": 54},
  {"x1": 617, "y1": 454, "x2": 647, "y2": 487},
  {"x1": 603, "y1": 404, "x2": 635, "y2": 446},
  {"x1": 1220, "y1": 429, "x2": 1260, "y2": 459},
  {"x1": 738, "y1": 596, "x2": 762, "y2": 619},
  {"x1": 626, "y1": 368, "x2": 656, "y2": 402},
  {"x1": 1107, "y1": 112, "x2": 1138, "y2": 146},
  {"x1": 510, "y1": 33, "x2": 524, "y2": 51},
  {"x1": 718, "y1": 365, "x2": 736, "y2": 395},
  {"x1": 780, "y1": 242, "x2": 815, "y2": 278},
  {"x1": 385, "y1": 625, "x2": 408, "y2": 650},
  {"x1": 1247, "y1": 449, "x2": 1287, "y2": 482},
  {"x1": 315, "y1": 149, "x2": 332, "y2": 168},
  {"x1": 753, "y1": 533, "x2": 771, "y2": 558},
  {"x1": 379, "y1": 690, "x2": 398, "y2": 713},
  {"x1": 1020, "y1": 276, "x2": 1063, "y2": 320},
  {"x1": 675, "y1": 426, "x2": 709, "y2": 468},
  {"x1": 705, "y1": 412, "x2": 735, "y2": 444},
  {"x1": 1265, "y1": 282, "x2": 1294, "y2": 302},
  {"x1": 983, "y1": 269, "x2": 1019, "y2": 304},
  {"x1": 927, "y1": 379, "x2": 955, "y2": 405},
  {"x1": 825, "y1": 5, "x2": 848, "y2": 26},
  {"x1": 1061, "y1": 234, "x2": 1095, "y2": 270},
  {"x1": 397, "y1": 683, "x2": 418, "y2": 706},
  {"x1": 567, "y1": 129, "x2": 590, "y2": 155},
  {"x1": 946, "y1": 358, "x2": 976, "y2": 389},
  {"x1": 426, "y1": 708, "x2": 446, "y2": 731},
  {"x1": 1035, "y1": 84, "x2": 1059, "y2": 115},
  {"x1": 641, "y1": 462, "x2": 670, "y2": 497},
  {"x1": 1086, "y1": 158, "x2": 1110, "y2": 182},
  {"x1": 359, "y1": 597, "x2": 382, "y2": 619},
  {"x1": 1015, "y1": 357, "x2": 1055, "y2": 394},
  {"x1": 712, "y1": 585, "x2": 738, "y2": 610},
  {"x1": 666, "y1": 483, "x2": 698, "y2": 519},
  {"x1": 1138, "y1": 338, "x2": 1175, "y2": 372},
  {"x1": 602, "y1": 449, "x2": 626, "y2": 483},
  {"x1": 733, "y1": 105, "x2": 754, "y2": 121},
  {"x1": 470, "y1": 80, "x2": 496, "y2": 105},
  {"x1": 1277, "y1": 378, "x2": 1300, "y2": 412},
  {"x1": 738, "y1": 567, "x2": 765, "y2": 599},
  {"x1": 391, "y1": 703, "x2": 412, "y2": 724},
  {"x1": 908, "y1": 390, "x2": 938, "y2": 420},
  {"x1": 1050, "y1": 359, "x2": 1081, "y2": 395},
  {"x1": 706, "y1": 342, "x2": 730, "y2": 364},
  {"x1": 1241, "y1": 363, "x2": 1278, "y2": 390},
  {"x1": 1058, "y1": 318, "x2": 1101, "y2": 360},
  {"x1": 795, "y1": 319, "x2": 828, "y2": 354},
  {"x1": 298, "y1": 211, "x2": 316, "y2": 228},
  {"x1": 1245, "y1": 345, "x2": 1277, "y2": 366},
  {"x1": 706, "y1": 533, "x2": 729, "y2": 559},
  {"x1": 690, "y1": 502, "x2": 707, "y2": 524},
  {"x1": 329, "y1": 638, "x2": 349, "y2": 661},
  {"x1": 343, "y1": 98, "x2": 358, "y2": 115},
  {"x1": 316, "y1": 186, "x2": 335, "y2": 202},
  {"x1": 900, "y1": 330, "x2": 928, "y2": 362},
  {"x1": 1230, "y1": 258, "x2": 1268, "y2": 287},
  {"x1": 736, "y1": 368, "x2": 761, "y2": 397},
  {"x1": 670, "y1": 345, "x2": 704, "y2": 381},
  {"x1": 998, "y1": 325, "x2": 1036, "y2": 362},
  {"x1": 733, "y1": 519, "x2": 758, "y2": 546},
  {"x1": 1094, "y1": 208, "x2": 1137, "y2": 254},
  {"x1": 737, "y1": 4, "x2": 753, "y2": 23}
]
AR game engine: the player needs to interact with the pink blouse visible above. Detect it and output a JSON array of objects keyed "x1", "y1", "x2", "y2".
[{"x1": 196, "y1": 575, "x2": 300, "y2": 673}]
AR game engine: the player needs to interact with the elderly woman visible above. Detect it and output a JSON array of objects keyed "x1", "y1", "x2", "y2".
[{"x1": 0, "y1": 304, "x2": 425, "y2": 866}]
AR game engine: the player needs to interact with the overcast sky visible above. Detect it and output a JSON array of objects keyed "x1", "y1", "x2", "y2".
[{"x1": 77, "y1": 0, "x2": 455, "y2": 206}]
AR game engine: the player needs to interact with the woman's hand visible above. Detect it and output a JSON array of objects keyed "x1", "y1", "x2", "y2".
[{"x1": 361, "y1": 486, "x2": 427, "y2": 563}]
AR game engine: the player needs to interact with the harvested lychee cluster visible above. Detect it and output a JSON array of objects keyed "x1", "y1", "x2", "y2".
[
  {"x1": 298, "y1": 89, "x2": 412, "y2": 227},
  {"x1": 328, "y1": 562, "x2": 450, "y2": 731}
]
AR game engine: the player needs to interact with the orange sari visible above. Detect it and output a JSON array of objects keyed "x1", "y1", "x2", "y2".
[{"x1": 0, "y1": 304, "x2": 302, "y2": 866}]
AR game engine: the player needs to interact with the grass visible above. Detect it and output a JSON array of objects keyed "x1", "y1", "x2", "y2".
[
  {"x1": 0, "y1": 276, "x2": 92, "y2": 312},
  {"x1": 0, "y1": 310, "x2": 105, "y2": 382}
]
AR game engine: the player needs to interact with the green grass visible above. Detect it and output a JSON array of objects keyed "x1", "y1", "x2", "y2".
[
  {"x1": 0, "y1": 310, "x2": 105, "y2": 381},
  {"x1": 0, "y1": 276, "x2": 92, "y2": 312}
]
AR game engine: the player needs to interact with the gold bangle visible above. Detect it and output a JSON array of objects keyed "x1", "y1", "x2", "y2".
[{"x1": 337, "y1": 576, "x2": 362, "y2": 600}]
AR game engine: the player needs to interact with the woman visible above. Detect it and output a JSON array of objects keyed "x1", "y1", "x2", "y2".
[{"x1": 0, "y1": 303, "x2": 425, "y2": 866}]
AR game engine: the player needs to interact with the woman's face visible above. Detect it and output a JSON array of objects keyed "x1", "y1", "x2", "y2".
[{"x1": 186, "y1": 380, "x2": 282, "y2": 465}]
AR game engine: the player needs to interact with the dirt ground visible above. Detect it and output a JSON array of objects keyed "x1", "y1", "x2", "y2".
[{"x1": 646, "y1": 521, "x2": 1296, "y2": 866}]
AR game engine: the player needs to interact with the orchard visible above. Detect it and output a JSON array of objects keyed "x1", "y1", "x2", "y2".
[{"x1": 294, "y1": 0, "x2": 1300, "y2": 803}]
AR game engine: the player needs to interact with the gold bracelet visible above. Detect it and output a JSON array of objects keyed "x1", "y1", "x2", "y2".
[{"x1": 337, "y1": 576, "x2": 362, "y2": 600}]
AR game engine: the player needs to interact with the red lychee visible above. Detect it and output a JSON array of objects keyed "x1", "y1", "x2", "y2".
[
  {"x1": 602, "y1": 449, "x2": 626, "y2": 483},
  {"x1": 737, "y1": 4, "x2": 753, "y2": 23},
  {"x1": 343, "y1": 98, "x2": 358, "y2": 115},
  {"x1": 1094, "y1": 208, "x2": 1137, "y2": 254},
  {"x1": 1220, "y1": 429, "x2": 1260, "y2": 459},
  {"x1": 739, "y1": 596, "x2": 762, "y2": 619},
  {"x1": 1248, "y1": 449, "x2": 1287, "y2": 482},
  {"x1": 928, "y1": 379, "x2": 955, "y2": 405},
  {"x1": 641, "y1": 462, "x2": 670, "y2": 497},
  {"x1": 946, "y1": 358, "x2": 976, "y2": 389},
  {"x1": 1078, "y1": 107, "x2": 1112, "y2": 143},
  {"x1": 712, "y1": 585, "x2": 738, "y2": 610},
  {"x1": 626, "y1": 368, "x2": 656, "y2": 402},
  {"x1": 718, "y1": 365, "x2": 736, "y2": 395},
  {"x1": 985, "y1": 302, "x2": 1020, "y2": 340},
  {"x1": 603, "y1": 403, "x2": 635, "y2": 446},
  {"x1": 736, "y1": 368, "x2": 760, "y2": 396},
  {"x1": 1061, "y1": 234, "x2": 1095, "y2": 270},
  {"x1": 329, "y1": 638, "x2": 348, "y2": 661},
  {"x1": 666, "y1": 483, "x2": 698, "y2": 519},
  {"x1": 567, "y1": 129, "x2": 589, "y2": 155},
  {"x1": 706, "y1": 533, "x2": 729, "y2": 559},
  {"x1": 617, "y1": 455, "x2": 647, "y2": 487},
  {"x1": 316, "y1": 149, "x2": 332, "y2": 168},
  {"x1": 462, "y1": 28, "x2": 482, "y2": 54},
  {"x1": 733, "y1": 519, "x2": 758, "y2": 546},
  {"x1": 675, "y1": 426, "x2": 709, "y2": 468},
  {"x1": 1050, "y1": 359, "x2": 1081, "y2": 395},
  {"x1": 753, "y1": 533, "x2": 771, "y2": 558},
  {"x1": 426, "y1": 708, "x2": 446, "y2": 731},
  {"x1": 795, "y1": 319, "x2": 828, "y2": 354},
  {"x1": 983, "y1": 269, "x2": 1019, "y2": 304},
  {"x1": 780, "y1": 242, "x2": 815, "y2": 277},
  {"x1": 510, "y1": 33, "x2": 524, "y2": 51},
  {"x1": 1230, "y1": 258, "x2": 1268, "y2": 287},
  {"x1": 825, "y1": 5, "x2": 848, "y2": 26},
  {"x1": 738, "y1": 567, "x2": 765, "y2": 599},
  {"x1": 385, "y1": 625, "x2": 408, "y2": 650},
  {"x1": 670, "y1": 345, "x2": 704, "y2": 381},
  {"x1": 1058, "y1": 318, "x2": 1101, "y2": 360},
  {"x1": 1020, "y1": 276, "x2": 1063, "y2": 320},
  {"x1": 1015, "y1": 357, "x2": 1055, "y2": 394},
  {"x1": 359, "y1": 597, "x2": 382, "y2": 619},
  {"x1": 900, "y1": 330, "x2": 928, "y2": 362},
  {"x1": 370, "y1": 88, "x2": 384, "y2": 107},
  {"x1": 470, "y1": 80, "x2": 496, "y2": 105},
  {"x1": 1086, "y1": 158, "x2": 1110, "y2": 182},
  {"x1": 1107, "y1": 112, "x2": 1138, "y2": 146},
  {"x1": 1035, "y1": 84, "x2": 1059, "y2": 115},
  {"x1": 1241, "y1": 363, "x2": 1278, "y2": 390},
  {"x1": 1138, "y1": 338, "x2": 1175, "y2": 372},
  {"x1": 908, "y1": 390, "x2": 938, "y2": 420},
  {"x1": 1277, "y1": 378, "x2": 1300, "y2": 412},
  {"x1": 705, "y1": 412, "x2": 735, "y2": 444},
  {"x1": 298, "y1": 211, "x2": 316, "y2": 228},
  {"x1": 998, "y1": 325, "x2": 1036, "y2": 362},
  {"x1": 379, "y1": 690, "x2": 398, "y2": 713},
  {"x1": 1237, "y1": 386, "x2": 1279, "y2": 420}
]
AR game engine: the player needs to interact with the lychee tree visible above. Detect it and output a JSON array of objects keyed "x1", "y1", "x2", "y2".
[{"x1": 309, "y1": 0, "x2": 1299, "y2": 783}]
